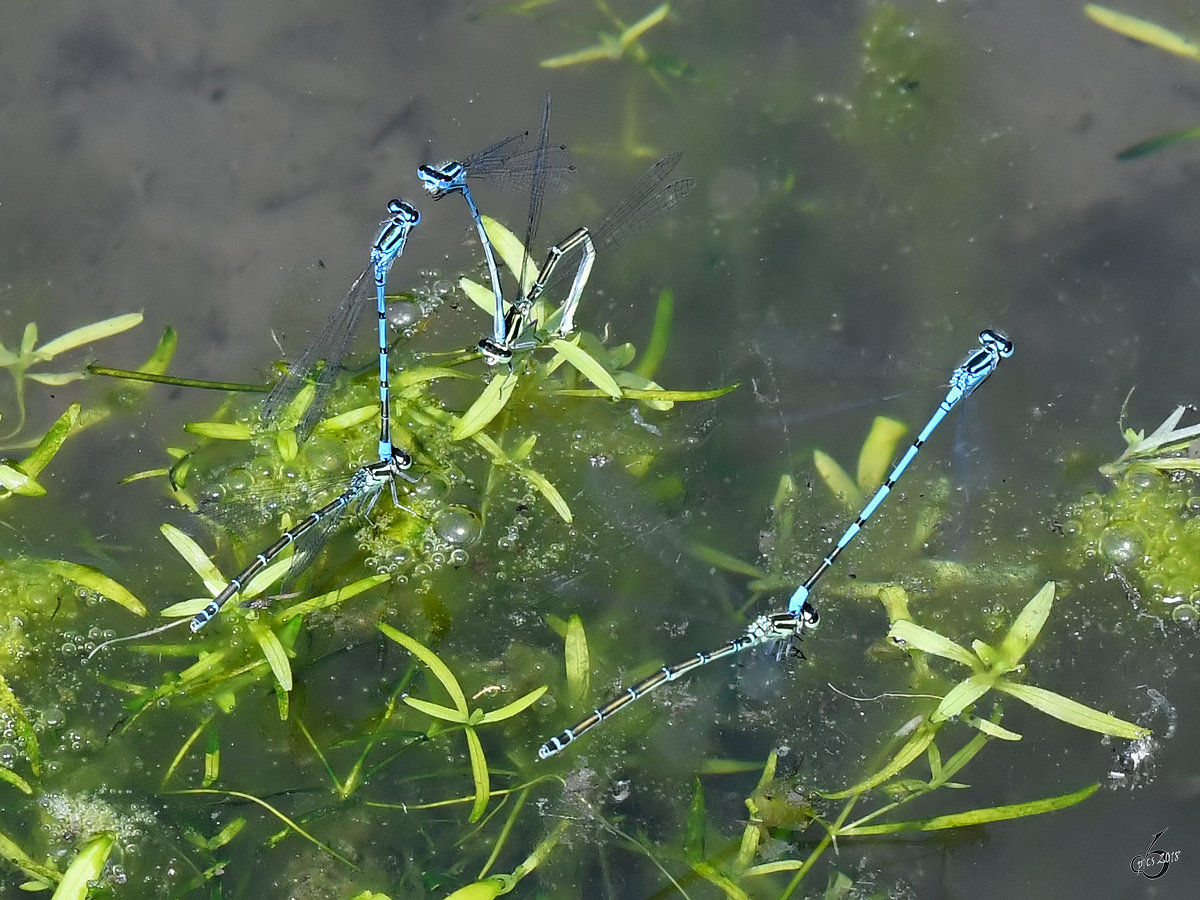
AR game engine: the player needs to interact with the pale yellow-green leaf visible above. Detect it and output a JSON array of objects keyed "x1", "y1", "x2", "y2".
[
  {"x1": 27, "y1": 371, "x2": 86, "y2": 386},
  {"x1": 21, "y1": 402, "x2": 82, "y2": 478},
  {"x1": 378, "y1": 623, "x2": 468, "y2": 713},
  {"x1": 403, "y1": 695, "x2": 468, "y2": 724},
  {"x1": 549, "y1": 338, "x2": 621, "y2": 398},
  {"x1": 51, "y1": 831, "x2": 115, "y2": 900},
  {"x1": 821, "y1": 719, "x2": 939, "y2": 799},
  {"x1": 518, "y1": 465, "x2": 572, "y2": 523},
  {"x1": 0, "y1": 463, "x2": 44, "y2": 497},
  {"x1": 996, "y1": 681, "x2": 1150, "y2": 739},
  {"x1": 1085, "y1": 4, "x2": 1200, "y2": 61},
  {"x1": 550, "y1": 384, "x2": 737, "y2": 403},
  {"x1": 479, "y1": 215, "x2": 531, "y2": 292},
  {"x1": 0, "y1": 828, "x2": 59, "y2": 889},
  {"x1": 875, "y1": 584, "x2": 912, "y2": 624},
  {"x1": 162, "y1": 523, "x2": 226, "y2": 595},
  {"x1": 453, "y1": 373, "x2": 518, "y2": 440},
  {"x1": 443, "y1": 880, "x2": 506, "y2": 900},
  {"x1": 158, "y1": 598, "x2": 209, "y2": 618},
  {"x1": 997, "y1": 581, "x2": 1055, "y2": 667},
  {"x1": 460, "y1": 277, "x2": 499, "y2": 316},
  {"x1": 889, "y1": 620, "x2": 979, "y2": 669},
  {"x1": 184, "y1": 421, "x2": 254, "y2": 441},
  {"x1": 813, "y1": 449, "x2": 861, "y2": 511},
  {"x1": 962, "y1": 713, "x2": 1022, "y2": 741},
  {"x1": 858, "y1": 416, "x2": 908, "y2": 490},
  {"x1": 971, "y1": 639, "x2": 999, "y2": 667},
  {"x1": 43, "y1": 560, "x2": 147, "y2": 616},
  {"x1": 510, "y1": 434, "x2": 537, "y2": 461},
  {"x1": 250, "y1": 620, "x2": 293, "y2": 695},
  {"x1": 478, "y1": 686, "x2": 547, "y2": 725},
  {"x1": 465, "y1": 726, "x2": 491, "y2": 822},
  {"x1": 613, "y1": 370, "x2": 673, "y2": 410},
  {"x1": 839, "y1": 783, "x2": 1100, "y2": 835},
  {"x1": 316, "y1": 404, "x2": 376, "y2": 431},
  {"x1": 37, "y1": 313, "x2": 143, "y2": 358},
  {"x1": 275, "y1": 573, "x2": 389, "y2": 621},
  {"x1": 394, "y1": 366, "x2": 476, "y2": 389},
  {"x1": 206, "y1": 817, "x2": 246, "y2": 850},
  {"x1": 0, "y1": 766, "x2": 33, "y2": 794},
  {"x1": 565, "y1": 615, "x2": 590, "y2": 706},
  {"x1": 933, "y1": 672, "x2": 995, "y2": 722}
]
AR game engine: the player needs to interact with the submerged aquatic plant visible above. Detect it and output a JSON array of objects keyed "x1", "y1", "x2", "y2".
[
  {"x1": 1086, "y1": 4, "x2": 1200, "y2": 159},
  {"x1": 659, "y1": 582, "x2": 1146, "y2": 895},
  {"x1": 0, "y1": 313, "x2": 142, "y2": 440},
  {"x1": 1064, "y1": 401, "x2": 1200, "y2": 619}
]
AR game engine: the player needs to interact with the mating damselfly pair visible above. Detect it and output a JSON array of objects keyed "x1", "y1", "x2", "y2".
[{"x1": 92, "y1": 93, "x2": 694, "y2": 654}]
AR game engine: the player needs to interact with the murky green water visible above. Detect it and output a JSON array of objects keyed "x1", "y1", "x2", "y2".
[{"x1": 2, "y1": 1, "x2": 1199, "y2": 898}]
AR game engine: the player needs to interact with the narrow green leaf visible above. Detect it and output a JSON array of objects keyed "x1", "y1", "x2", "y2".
[
  {"x1": 161, "y1": 523, "x2": 225, "y2": 595},
  {"x1": 478, "y1": 686, "x2": 548, "y2": 724},
  {"x1": 971, "y1": 639, "x2": 999, "y2": 667},
  {"x1": 0, "y1": 767, "x2": 32, "y2": 795},
  {"x1": 518, "y1": 464, "x2": 573, "y2": 523},
  {"x1": 140, "y1": 327, "x2": 178, "y2": 376},
  {"x1": 203, "y1": 728, "x2": 221, "y2": 787},
  {"x1": 51, "y1": 831, "x2": 115, "y2": 900},
  {"x1": 444, "y1": 879, "x2": 505, "y2": 900},
  {"x1": 813, "y1": 449, "x2": 861, "y2": 511},
  {"x1": 43, "y1": 560, "x2": 146, "y2": 616},
  {"x1": 0, "y1": 828, "x2": 60, "y2": 888},
  {"x1": 20, "y1": 402, "x2": 82, "y2": 479},
  {"x1": 206, "y1": 817, "x2": 246, "y2": 850},
  {"x1": 933, "y1": 672, "x2": 995, "y2": 722},
  {"x1": 822, "y1": 720, "x2": 939, "y2": 799},
  {"x1": 687, "y1": 541, "x2": 765, "y2": 578},
  {"x1": 889, "y1": 620, "x2": 979, "y2": 669},
  {"x1": 316, "y1": 405, "x2": 376, "y2": 431},
  {"x1": 37, "y1": 313, "x2": 143, "y2": 357},
  {"x1": 403, "y1": 696, "x2": 469, "y2": 724},
  {"x1": 840, "y1": 782, "x2": 1100, "y2": 835},
  {"x1": 997, "y1": 581, "x2": 1055, "y2": 667},
  {"x1": 378, "y1": 623, "x2": 468, "y2": 714},
  {"x1": 549, "y1": 338, "x2": 622, "y2": 398},
  {"x1": 857, "y1": 416, "x2": 908, "y2": 491},
  {"x1": 465, "y1": 727, "x2": 491, "y2": 822},
  {"x1": 167, "y1": 787, "x2": 355, "y2": 869},
  {"x1": 394, "y1": 366, "x2": 477, "y2": 389},
  {"x1": 0, "y1": 463, "x2": 44, "y2": 496},
  {"x1": 565, "y1": 615, "x2": 590, "y2": 706},
  {"x1": 635, "y1": 289, "x2": 673, "y2": 379},
  {"x1": 1118, "y1": 123, "x2": 1200, "y2": 160},
  {"x1": 184, "y1": 421, "x2": 254, "y2": 440},
  {"x1": 1085, "y1": 5, "x2": 1200, "y2": 61},
  {"x1": 275, "y1": 573, "x2": 389, "y2": 621},
  {"x1": 479, "y1": 215, "x2": 528, "y2": 292},
  {"x1": 250, "y1": 621, "x2": 293, "y2": 694},
  {"x1": 962, "y1": 713, "x2": 1022, "y2": 741},
  {"x1": 453, "y1": 373, "x2": 518, "y2": 440},
  {"x1": 551, "y1": 383, "x2": 739, "y2": 402},
  {"x1": 460, "y1": 277, "x2": 499, "y2": 316},
  {"x1": 27, "y1": 371, "x2": 85, "y2": 387},
  {"x1": 996, "y1": 682, "x2": 1150, "y2": 739}
]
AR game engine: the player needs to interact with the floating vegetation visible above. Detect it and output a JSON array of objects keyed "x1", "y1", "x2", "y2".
[
  {"x1": 1086, "y1": 4, "x2": 1200, "y2": 159},
  {"x1": 1065, "y1": 402, "x2": 1200, "y2": 620}
]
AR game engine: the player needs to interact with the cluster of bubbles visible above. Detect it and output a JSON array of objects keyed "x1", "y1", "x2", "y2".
[
  {"x1": 38, "y1": 790, "x2": 159, "y2": 874},
  {"x1": 1063, "y1": 468, "x2": 1200, "y2": 622}
]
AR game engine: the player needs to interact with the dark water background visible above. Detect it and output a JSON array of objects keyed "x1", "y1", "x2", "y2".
[{"x1": 2, "y1": 1, "x2": 1199, "y2": 897}]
